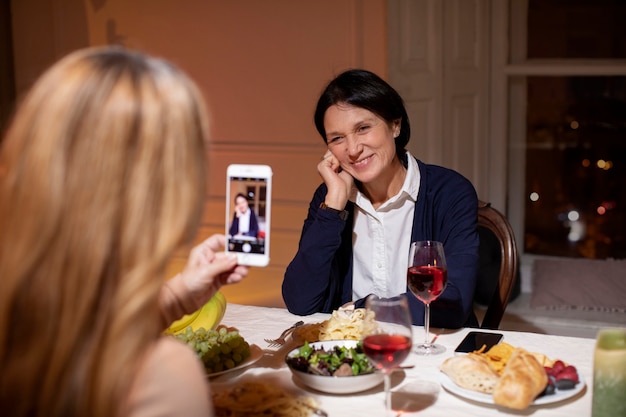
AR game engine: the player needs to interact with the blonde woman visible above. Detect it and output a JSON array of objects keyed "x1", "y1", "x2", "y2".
[{"x1": 0, "y1": 47, "x2": 247, "y2": 417}]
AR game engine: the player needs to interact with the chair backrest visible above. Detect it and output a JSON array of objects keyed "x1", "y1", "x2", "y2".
[{"x1": 477, "y1": 200, "x2": 519, "y2": 329}]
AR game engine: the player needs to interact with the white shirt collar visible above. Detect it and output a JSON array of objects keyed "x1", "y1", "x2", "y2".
[{"x1": 350, "y1": 151, "x2": 420, "y2": 211}]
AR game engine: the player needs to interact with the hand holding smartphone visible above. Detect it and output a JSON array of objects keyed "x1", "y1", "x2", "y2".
[{"x1": 225, "y1": 164, "x2": 272, "y2": 267}]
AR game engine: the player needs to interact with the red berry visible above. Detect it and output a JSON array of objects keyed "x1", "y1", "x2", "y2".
[
  {"x1": 552, "y1": 360, "x2": 565, "y2": 374},
  {"x1": 555, "y1": 366, "x2": 579, "y2": 384},
  {"x1": 562, "y1": 364, "x2": 577, "y2": 373}
]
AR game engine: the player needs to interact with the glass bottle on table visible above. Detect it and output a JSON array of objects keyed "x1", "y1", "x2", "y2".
[
  {"x1": 362, "y1": 294, "x2": 413, "y2": 415},
  {"x1": 407, "y1": 240, "x2": 448, "y2": 355},
  {"x1": 592, "y1": 327, "x2": 626, "y2": 417}
]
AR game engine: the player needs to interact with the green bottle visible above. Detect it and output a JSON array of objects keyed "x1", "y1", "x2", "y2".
[{"x1": 592, "y1": 328, "x2": 626, "y2": 417}]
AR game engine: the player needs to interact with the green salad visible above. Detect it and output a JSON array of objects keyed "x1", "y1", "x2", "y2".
[{"x1": 286, "y1": 341, "x2": 375, "y2": 377}]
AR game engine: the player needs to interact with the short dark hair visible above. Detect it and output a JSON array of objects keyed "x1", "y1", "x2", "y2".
[{"x1": 314, "y1": 69, "x2": 410, "y2": 158}]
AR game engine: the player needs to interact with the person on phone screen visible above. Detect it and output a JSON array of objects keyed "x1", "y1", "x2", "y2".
[
  {"x1": 229, "y1": 193, "x2": 259, "y2": 238},
  {"x1": 282, "y1": 69, "x2": 479, "y2": 329},
  {"x1": 0, "y1": 46, "x2": 248, "y2": 417}
]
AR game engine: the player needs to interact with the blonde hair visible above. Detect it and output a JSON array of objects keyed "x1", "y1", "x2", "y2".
[{"x1": 0, "y1": 47, "x2": 209, "y2": 417}]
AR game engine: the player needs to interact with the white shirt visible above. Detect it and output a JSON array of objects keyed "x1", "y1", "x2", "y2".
[
  {"x1": 351, "y1": 153, "x2": 421, "y2": 300},
  {"x1": 238, "y1": 209, "x2": 251, "y2": 234}
]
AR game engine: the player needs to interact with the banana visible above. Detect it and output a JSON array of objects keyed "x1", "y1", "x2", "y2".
[{"x1": 165, "y1": 291, "x2": 228, "y2": 335}]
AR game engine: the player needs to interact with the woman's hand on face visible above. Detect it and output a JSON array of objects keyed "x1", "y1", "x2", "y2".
[
  {"x1": 317, "y1": 151, "x2": 354, "y2": 209},
  {"x1": 179, "y1": 234, "x2": 249, "y2": 308}
]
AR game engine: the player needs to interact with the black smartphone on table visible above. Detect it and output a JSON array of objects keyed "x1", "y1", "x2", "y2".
[{"x1": 454, "y1": 331, "x2": 503, "y2": 354}]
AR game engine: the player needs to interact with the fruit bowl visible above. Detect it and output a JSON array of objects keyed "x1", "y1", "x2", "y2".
[{"x1": 285, "y1": 340, "x2": 384, "y2": 394}]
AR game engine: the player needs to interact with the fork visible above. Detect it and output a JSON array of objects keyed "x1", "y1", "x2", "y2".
[{"x1": 264, "y1": 320, "x2": 304, "y2": 347}]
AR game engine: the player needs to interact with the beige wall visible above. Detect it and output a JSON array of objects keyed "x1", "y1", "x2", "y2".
[{"x1": 10, "y1": 0, "x2": 387, "y2": 307}]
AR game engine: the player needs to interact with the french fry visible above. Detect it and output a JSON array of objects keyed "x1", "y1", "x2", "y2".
[
  {"x1": 473, "y1": 342, "x2": 515, "y2": 374},
  {"x1": 472, "y1": 342, "x2": 558, "y2": 374}
]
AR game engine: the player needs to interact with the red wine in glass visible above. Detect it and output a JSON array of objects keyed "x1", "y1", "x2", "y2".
[
  {"x1": 407, "y1": 265, "x2": 448, "y2": 304},
  {"x1": 362, "y1": 294, "x2": 413, "y2": 414},
  {"x1": 363, "y1": 334, "x2": 412, "y2": 372},
  {"x1": 407, "y1": 240, "x2": 448, "y2": 355}
]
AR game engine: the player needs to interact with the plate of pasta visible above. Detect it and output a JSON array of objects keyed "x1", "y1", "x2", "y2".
[
  {"x1": 212, "y1": 380, "x2": 325, "y2": 417},
  {"x1": 293, "y1": 307, "x2": 377, "y2": 342}
]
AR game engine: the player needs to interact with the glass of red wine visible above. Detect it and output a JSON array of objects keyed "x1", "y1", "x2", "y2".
[
  {"x1": 407, "y1": 240, "x2": 448, "y2": 355},
  {"x1": 362, "y1": 294, "x2": 413, "y2": 414}
]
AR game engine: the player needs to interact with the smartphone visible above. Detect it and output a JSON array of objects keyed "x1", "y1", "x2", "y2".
[
  {"x1": 225, "y1": 164, "x2": 272, "y2": 266},
  {"x1": 454, "y1": 331, "x2": 503, "y2": 354}
]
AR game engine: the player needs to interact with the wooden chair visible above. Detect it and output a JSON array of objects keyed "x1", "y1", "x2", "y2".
[{"x1": 477, "y1": 200, "x2": 519, "y2": 329}]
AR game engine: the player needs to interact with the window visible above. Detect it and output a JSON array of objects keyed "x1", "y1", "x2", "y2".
[
  {"x1": 527, "y1": 0, "x2": 626, "y2": 60},
  {"x1": 508, "y1": 0, "x2": 626, "y2": 259}
]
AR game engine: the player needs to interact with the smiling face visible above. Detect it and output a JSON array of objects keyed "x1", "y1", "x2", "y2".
[
  {"x1": 324, "y1": 103, "x2": 402, "y2": 190},
  {"x1": 235, "y1": 195, "x2": 249, "y2": 214}
]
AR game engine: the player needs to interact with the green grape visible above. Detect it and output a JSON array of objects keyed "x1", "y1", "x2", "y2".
[{"x1": 170, "y1": 325, "x2": 251, "y2": 373}]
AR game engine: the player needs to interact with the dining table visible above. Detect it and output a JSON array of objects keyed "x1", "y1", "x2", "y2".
[{"x1": 209, "y1": 303, "x2": 596, "y2": 416}]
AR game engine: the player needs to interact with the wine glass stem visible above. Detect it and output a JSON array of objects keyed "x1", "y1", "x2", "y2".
[
  {"x1": 424, "y1": 302, "x2": 431, "y2": 346},
  {"x1": 384, "y1": 372, "x2": 391, "y2": 412}
]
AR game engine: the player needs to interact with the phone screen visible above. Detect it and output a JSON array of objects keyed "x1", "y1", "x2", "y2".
[
  {"x1": 226, "y1": 166, "x2": 271, "y2": 266},
  {"x1": 454, "y1": 331, "x2": 503, "y2": 354}
]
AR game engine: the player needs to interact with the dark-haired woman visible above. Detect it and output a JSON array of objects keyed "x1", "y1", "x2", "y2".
[
  {"x1": 282, "y1": 69, "x2": 479, "y2": 328},
  {"x1": 229, "y1": 193, "x2": 259, "y2": 238}
]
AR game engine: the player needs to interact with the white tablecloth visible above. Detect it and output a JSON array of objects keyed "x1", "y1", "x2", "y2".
[{"x1": 210, "y1": 303, "x2": 595, "y2": 416}]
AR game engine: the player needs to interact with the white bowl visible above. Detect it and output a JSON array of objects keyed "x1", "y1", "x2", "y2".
[{"x1": 285, "y1": 340, "x2": 384, "y2": 394}]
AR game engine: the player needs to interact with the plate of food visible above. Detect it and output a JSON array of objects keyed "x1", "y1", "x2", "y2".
[
  {"x1": 170, "y1": 325, "x2": 262, "y2": 377},
  {"x1": 207, "y1": 343, "x2": 263, "y2": 377},
  {"x1": 292, "y1": 307, "x2": 377, "y2": 343},
  {"x1": 285, "y1": 340, "x2": 384, "y2": 394},
  {"x1": 440, "y1": 371, "x2": 585, "y2": 407},
  {"x1": 440, "y1": 342, "x2": 585, "y2": 410},
  {"x1": 211, "y1": 379, "x2": 324, "y2": 416}
]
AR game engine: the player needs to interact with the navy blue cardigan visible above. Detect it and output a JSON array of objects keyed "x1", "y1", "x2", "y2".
[{"x1": 282, "y1": 159, "x2": 479, "y2": 328}]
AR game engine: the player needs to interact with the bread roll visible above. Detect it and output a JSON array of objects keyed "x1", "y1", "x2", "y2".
[
  {"x1": 440, "y1": 353, "x2": 500, "y2": 394},
  {"x1": 492, "y1": 348, "x2": 548, "y2": 409}
]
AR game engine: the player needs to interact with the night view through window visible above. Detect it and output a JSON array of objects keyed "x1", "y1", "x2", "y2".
[{"x1": 523, "y1": 0, "x2": 626, "y2": 259}]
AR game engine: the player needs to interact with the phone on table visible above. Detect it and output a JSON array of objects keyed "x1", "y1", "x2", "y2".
[
  {"x1": 454, "y1": 331, "x2": 503, "y2": 354},
  {"x1": 225, "y1": 164, "x2": 272, "y2": 267}
]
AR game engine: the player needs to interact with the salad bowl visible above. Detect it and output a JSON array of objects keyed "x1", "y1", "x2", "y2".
[{"x1": 285, "y1": 340, "x2": 384, "y2": 394}]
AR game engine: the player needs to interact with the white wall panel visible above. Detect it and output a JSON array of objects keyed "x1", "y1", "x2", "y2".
[
  {"x1": 448, "y1": 95, "x2": 478, "y2": 181},
  {"x1": 389, "y1": 0, "x2": 444, "y2": 165},
  {"x1": 389, "y1": 0, "x2": 490, "y2": 200}
]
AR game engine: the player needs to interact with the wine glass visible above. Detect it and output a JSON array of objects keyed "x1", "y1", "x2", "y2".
[
  {"x1": 407, "y1": 240, "x2": 448, "y2": 355},
  {"x1": 362, "y1": 294, "x2": 413, "y2": 415}
]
